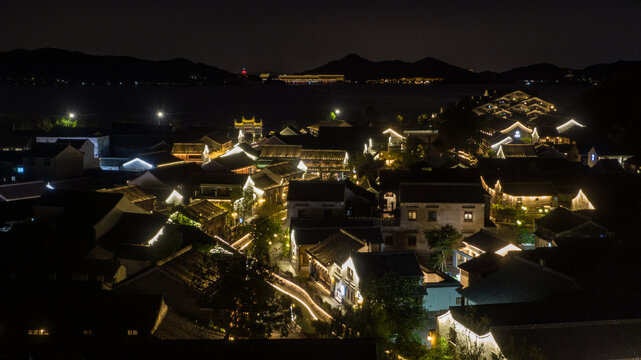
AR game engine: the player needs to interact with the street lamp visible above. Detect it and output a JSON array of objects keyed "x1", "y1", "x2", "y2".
[
  {"x1": 157, "y1": 111, "x2": 164, "y2": 118},
  {"x1": 334, "y1": 108, "x2": 341, "y2": 115},
  {"x1": 68, "y1": 112, "x2": 75, "y2": 119}
]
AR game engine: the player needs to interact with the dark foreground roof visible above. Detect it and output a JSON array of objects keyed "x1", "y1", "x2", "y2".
[
  {"x1": 352, "y1": 251, "x2": 422, "y2": 283},
  {"x1": 306, "y1": 231, "x2": 364, "y2": 266},
  {"x1": 493, "y1": 321, "x2": 641, "y2": 360},
  {"x1": 534, "y1": 207, "x2": 592, "y2": 234},
  {"x1": 462, "y1": 229, "x2": 510, "y2": 253},
  {"x1": 0, "y1": 181, "x2": 46, "y2": 202},
  {"x1": 458, "y1": 255, "x2": 579, "y2": 305},
  {"x1": 287, "y1": 181, "x2": 345, "y2": 202},
  {"x1": 399, "y1": 183, "x2": 486, "y2": 203},
  {"x1": 449, "y1": 297, "x2": 641, "y2": 360},
  {"x1": 1, "y1": 338, "x2": 378, "y2": 360}
]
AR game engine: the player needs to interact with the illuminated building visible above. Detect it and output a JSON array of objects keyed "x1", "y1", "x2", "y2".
[
  {"x1": 171, "y1": 143, "x2": 210, "y2": 163},
  {"x1": 277, "y1": 74, "x2": 345, "y2": 84},
  {"x1": 234, "y1": 116, "x2": 263, "y2": 143}
]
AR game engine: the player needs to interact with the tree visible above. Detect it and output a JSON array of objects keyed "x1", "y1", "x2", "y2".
[
  {"x1": 235, "y1": 186, "x2": 255, "y2": 222},
  {"x1": 421, "y1": 337, "x2": 454, "y2": 360},
  {"x1": 37, "y1": 118, "x2": 54, "y2": 132},
  {"x1": 400, "y1": 136, "x2": 426, "y2": 167},
  {"x1": 437, "y1": 99, "x2": 490, "y2": 153},
  {"x1": 331, "y1": 271, "x2": 428, "y2": 358},
  {"x1": 195, "y1": 253, "x2": 293, "y2": 339},
  {"x1": 249, "y1": 216, "x2": 281, "y2": 262},
  {"x1": 446, "y1": 307, "x2": 491, "y2": 360},
  {"x1": 364, "y1": 106, "x2": 380, "y2": 127},
  {"x1": 351, "y1": 152, "x2": 384, "y2": 184},
  {"x1": 425, "y1": 225, "x2": 461, "y2": 272},
  {"x1": 55, "y1": 116, "x2": 78, "y2": 128},
  {"x1": 417, "y1": 113, "x2": 429, "y2": 127},
  {"x1": 516, "y1": 229, "x2": 535, "y2": 246},
  {"x1": 150, "y1": 224, "x2": 184, "y2": 262}
]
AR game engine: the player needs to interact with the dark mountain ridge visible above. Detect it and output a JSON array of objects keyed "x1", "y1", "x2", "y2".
[
  {"x1": 302, "y1": 53, "x2": 477, "y2": 82},
  {"x1": 302, "y1": 54, "x2": 641, "y2": 84},
  {"x1": 0, "y1": 48, "x2": 234, "y2": 84},
  {"x1": 0, "y1": 48, "x2": 639, "y2": 85}
]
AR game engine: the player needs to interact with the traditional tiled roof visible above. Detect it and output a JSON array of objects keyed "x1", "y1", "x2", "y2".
[
  {"x1": 201, "y1": 132, "x2": 233, "y2": 146},
  {"x1": 300, "y1": 149, "x2": 346, "y2": 161},
  {"x1": 306, "y1": 230, "x2": 365, "y2": 267},
  {"x1": 115, "y1": 247, "x2": 212, "y2": 320},
  {"x1": 264, "y1": 161, "x2": 304, "y2": 178},
  {"x1": 54, "y1": 138, "x2": 91, "y2": 150},
  {"x1": 211, "y1": 151, "x2": 256, "y2": 171},
  {"x1": 287, "y1": 180, "x2": 345, "y2": 202},
  {"x1": 99, "y1": 185, "x2": 156, "y2": 204},
  {"x1": 38, "y1": 189, "x2": 126, "y2": 225},
  {"x1": 260, "y1": 145, "x2": 303, "y2": 159},
  {"x1": 137, "y1": 151, "x2": 184, "y2": 167},
  {"x1": 171, "y1": 143, "x2": 207, "y2": 155},
  {"x1": 98, "y1": 212, "x2": 168, "y2": 245},
  {"x1": 181, "y1": 199, "x2": 226, "y2": 223},
  {"x1": 292, "y1": 228, "x2": 345, "y2": 246},
  {"x1": 145, "y1": 163, "x2": 246, "y2": 187},
  {"x1": 235, "y1": 142, "x2": 261, "y2": 158},
  {"x1": 534, "y1": 207, "x2": 592, "y2": 235},
  {"x1": 352, "y1": 251, "x2": 422, "y2": 283},
  {"x1": 0, "y1": 136, "x2": 33, "y2": 150},
  {"x1": 399, "y1": 183, "x2": 486, "y2": 203},
  {"x1": 449, "y1": 297, "x2": 641, "y2": 360},
  {"x1": 458, "y1": 256, "x2": 579, "y2": 305},
  {"x1": 0, "y1": 181, "x2": 46, "y2": 201},
  {"x1": 493, "y1": 320, "x2": 641, "y2": 360},
  {"x1": 0, "y1": 289, "x2": 165, "y2": 338},
  {"x1": 463, "y1": 229, "x2": 510, "y2": 253},
  {"x1": 498, "y1": 144, "x2": 537, "y2": 158},
  {"x1": 25, "y1": 143, "x2": 74, "y2": 158},
  {"x1": 457, "y1": 251, "x2": 502, "y2": 274},
  {"x1": 499, "y1": 181, "x2": 558, "y2": 196}
]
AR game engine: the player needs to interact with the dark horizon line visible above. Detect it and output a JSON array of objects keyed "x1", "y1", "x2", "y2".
[{"x1": 2, "y1": 46, "x2": 640, "y2": 76}]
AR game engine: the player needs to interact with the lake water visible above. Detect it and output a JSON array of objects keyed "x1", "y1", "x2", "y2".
[{"x1": 0, "y1": 83, "x2": 591, "y2": 130}]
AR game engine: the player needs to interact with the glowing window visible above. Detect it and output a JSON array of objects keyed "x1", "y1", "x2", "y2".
[
  {"x1": 408, "y1": 210, "x2": 417, "y2": 221},
  {"x1": 28, "y1": 329, "x2": 49, "y2": 336},
  {"x1": 464, "y1": 211, "x2": 474, "y2": 222},
  {"x1": 515, "y1": 130, "x2": 521, "y2": 138}
]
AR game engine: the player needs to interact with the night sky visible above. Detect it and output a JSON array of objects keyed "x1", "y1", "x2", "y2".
[{"x1": 1, "y1": 0, "x2": 640, "y2": 73}]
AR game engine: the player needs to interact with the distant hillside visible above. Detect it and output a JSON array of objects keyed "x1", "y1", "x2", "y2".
[
  {"x1": 497, "y1": 63, "x2": 570, "y2": 82},
  {"x1": 302, "y1": 54, "x2": 641, "y2": 84},
  {"x1": 0, "y1": 48, "x2": 235, "y2": 84},
  {"x1": 301, "y1": 54, "x2": 480, "y2": 82}
]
